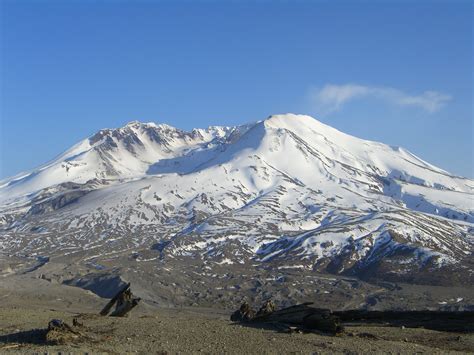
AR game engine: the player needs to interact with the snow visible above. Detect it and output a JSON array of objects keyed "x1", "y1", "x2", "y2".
[{"x1": 0, "y1": 114, "x2": 472, "y2": 271}]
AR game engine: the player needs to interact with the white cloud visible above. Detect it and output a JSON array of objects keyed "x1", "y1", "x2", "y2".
[{"x1": 308, "y1": 84, "x2": 451, "y2": 114}]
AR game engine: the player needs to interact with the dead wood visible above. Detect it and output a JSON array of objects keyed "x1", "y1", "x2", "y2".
[
  {"x1": 0, "y1": 344, "x2": 20, "y2": 350},
  {"x1": 230, "y1": 301, "x2": 256, "y2": 322},
  {"x1": 72, "y1": 318, "x2": 83, "y2": 327},
  {"x1": 256, "y1": 300, "x2": 276, "y2": 317},
  {"x1": 99, "y1": 282, "x2": 131, "y2": 316},
  {"x1": 231, "y1": 301, "x2": 474, "y2": 335},
  {"x1": 46, "y1": 319, "x2": 82, "y2": 345},
  {"x1": 109, "y1": 288, "x2": 141, "y2": 317},
  {"x1": 232, "y1": 301, "x2": 343, "y2": 335},
  {"x1": 251, "y1": 303, "x2": 343, "y2": 335}
]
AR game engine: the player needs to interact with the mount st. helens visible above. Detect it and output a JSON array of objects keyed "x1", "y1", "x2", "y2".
[{"x1": 0, "y1": 114, "x2": 473, "y2": 307}]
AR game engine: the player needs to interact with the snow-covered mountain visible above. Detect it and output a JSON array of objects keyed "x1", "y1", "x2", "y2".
[{"x1": 0, "y1": 114, "x2": 473, "y2": 289}]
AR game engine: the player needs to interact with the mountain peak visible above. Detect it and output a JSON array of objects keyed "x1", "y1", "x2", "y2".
[
  {"x1": 1, "y1": 113, "x2": 471, "y2": 210},
  {"x1": 264, "y1": 113, "x2": 314, "y2": 126},
  {"x1": 1, "y1": 114, "x2": 472, "y2": 291},
  {"x1": 263, "y1": 113, "x2": 334, "y2": 133},
  {"x1": 122, "y1": 120, "x2": 176, "y2": 130},
  {"x1": 125, "y1": 120, "x2": 142, "y2": 127}
]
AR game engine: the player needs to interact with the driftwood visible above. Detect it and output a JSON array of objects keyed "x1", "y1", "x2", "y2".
[
  {"x1": 231, "y1": 301, "x2": 474, "y2": 334},
  {"x1": 99, "y1": 282, "x2": 141, "y2": 317}
]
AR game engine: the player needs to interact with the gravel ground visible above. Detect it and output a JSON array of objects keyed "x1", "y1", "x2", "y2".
[
  {"x1": 0, "y1": 305, "x2": 473, "y2": 354},
  {"x1": 0, "y1": 273, "x2": 473, "y2": 354}
]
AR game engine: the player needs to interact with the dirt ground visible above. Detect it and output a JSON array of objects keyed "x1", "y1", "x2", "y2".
[
  {"x1": 0, "y1": 274, "x2": 473, "y2": 354},
  {"x1": 1, "y1": 303, "x2": 473, "y2": 353}
]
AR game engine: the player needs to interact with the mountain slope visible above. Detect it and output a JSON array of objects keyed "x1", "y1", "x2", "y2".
[{"x1": 0, "y1": 114, "x2": 473, "y2": 294}]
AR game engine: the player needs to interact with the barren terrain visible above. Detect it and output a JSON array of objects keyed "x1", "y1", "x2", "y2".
[{"x1": 0, "y1": 272, "x2": 473, "y2": 354}]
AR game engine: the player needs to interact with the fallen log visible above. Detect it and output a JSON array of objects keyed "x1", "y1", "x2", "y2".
[
  {"x1": 110, "y1": 288, "x2": 141, "y2": 317},
  {"x1": 46, "y1": 319, "x2": 82, "y2": 345},
  {"x1": 231, "y1": 301, "x2": 474, "y2": 334},
  {"x1": 251, "y1": 303, "x2": 343, "y2": 335},
  {"x1": 100, "y1": 282, "x2": 131, "y2": 316},
  {"x1": 0, "y1": 344, "x2": 20, "y2": 350},
  {"x1": 230, "y1": 301, "x2": 255, "y2": 322},
  {"x1": 232, "y1": 301, "x2": 343, "y2": 335},
  {"x1": 99, "y1": 282, "x2": 141, "y2": 317},
  {"x1": 256, "y1": 299, "x2": 276, "y2": 317}
]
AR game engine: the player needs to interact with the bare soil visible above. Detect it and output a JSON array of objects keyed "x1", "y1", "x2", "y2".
[{"x1": 0, "y1": 276, "x2": 473, "y2": 354}]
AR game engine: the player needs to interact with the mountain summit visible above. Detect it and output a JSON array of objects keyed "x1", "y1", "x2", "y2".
[{"x1": 0, "y1": 114, "x2": 472, "y2": 294}]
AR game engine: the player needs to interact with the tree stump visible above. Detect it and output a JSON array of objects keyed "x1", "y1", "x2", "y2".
[
  {"x1": 100, "y1": 282, "x2": 141, "y2": 317},
  {"x1": 256, "y1": 300, "x2": 276, "y2": 317},
  {"x1": 46, "y1": 319, "x2": 81, "y2": 345},
  {"x1": 230, "y1": 301, "x2": 256, "y2": 322},
  {"x1": 110, "y1": 288, "x2": 141, "y2": 317}
]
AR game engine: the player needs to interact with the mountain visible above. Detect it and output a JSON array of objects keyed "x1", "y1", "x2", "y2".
[{"x1": 0, "y1": 114, "x2": 473, "y2": 307}]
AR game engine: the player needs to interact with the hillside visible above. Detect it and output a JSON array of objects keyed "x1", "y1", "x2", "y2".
[{"x1": 0, "y1": 114, "x2": 473, "y2": 307}]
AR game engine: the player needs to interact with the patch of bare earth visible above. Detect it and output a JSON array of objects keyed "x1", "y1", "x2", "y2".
[{"x1": 0, "y1": 305, "x2": 473, "y2": 354}]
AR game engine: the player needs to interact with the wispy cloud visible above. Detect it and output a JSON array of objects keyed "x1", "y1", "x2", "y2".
[{"x1": 308, "y1": 84, "x2": 452, "y2": 114}]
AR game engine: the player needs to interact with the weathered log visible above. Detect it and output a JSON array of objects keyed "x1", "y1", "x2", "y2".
[
  {"x1": 230, "y1": 301, "x2": 256, "y2": 322},
  {"x1": 251, "y1": 303, "x2": 325, "y2": 324},
  {"x1": 256, "y1": 300, "x2": 276, "y2": 317},
  {"x1": 231, "y1": 301, "x2": 474, "y2": 334},
  {"x1": 109, "y1": 288, "x2": 141, "y2": 317},
  {"x1": 255, "y1": 304, "x2": 343, "y2": 335},
  {"x1": 46, "y1": 319, "x2": 81, "y2": 345},
  {"x1": 303, "y1": 312, "x2": 344, "y2": 335},
  {"x1": 234, "y1": 302, "x2": 343, "y2": 335},
  {"x1": 99, "y1": 282, "x2": 131, "y2": 316}
]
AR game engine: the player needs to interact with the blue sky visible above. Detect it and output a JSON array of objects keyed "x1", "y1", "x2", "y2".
[{"x1": 1, "y1": 0, "x2": 472, "y2": 178}]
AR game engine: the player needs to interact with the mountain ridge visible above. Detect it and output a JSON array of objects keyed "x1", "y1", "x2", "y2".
[
  {"x1": 1, "y1": 114, "x2": 470, "y2": 202},
  {"x1": 0, "y1": 114, "x2": 472, "y2": 300}
]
